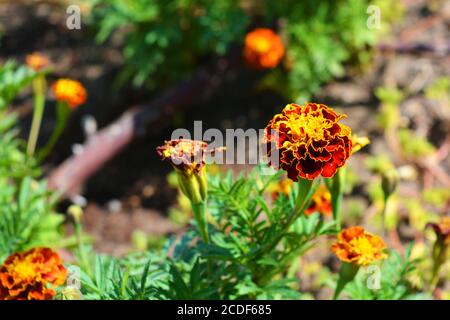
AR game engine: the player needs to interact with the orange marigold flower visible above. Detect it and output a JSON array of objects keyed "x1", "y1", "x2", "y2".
[
  {"x1": 427, "y1": 217, "x2": 450, "y2": 245},
  {"x1": 26, "y1": 52, "x2": 50, "y2": 71},
  {"x1": 264, "y1": 103, "x2": 352, "y2": 181},
  {"x1": 331, "y1": 226, "x2": 387, "y2": 266},
  {"x1": 0, "y1": 248, "x2": 67, "y2": 300},
  {"x1": 305, "y1": 184, "x2": 332, "y2": 216},
  {"x1": 244, "y1": 28, "x2": 285, "y2": 69},
  {"x1": 51, "y1": 78, "x2": 87, "y2": 109}
]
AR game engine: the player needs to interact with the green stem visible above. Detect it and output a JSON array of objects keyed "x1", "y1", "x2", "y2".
[
  {"x1": 381, "y1": 194, "x2": 389, "y2": 236},
  {"x1": 27, "y1": 76, "x2": 46, "y2": 156},
  {"x1": 430, "y1": 240, "x2": 447, "y2": 291},
  {"x1": 253, "y1": 179, "x2": 315, "y2": 262},
  {"x1": 74, "y1": 219, "x2": 92, "y2": 277},
  {"x1": 192, "y1": 201, "x2": 209, "y2": 244},
  {"x1": 333, "y1": 262, "x2": 359, "y2": 300},
  {"x1": 37, "y1": 101, "x2": 70, "y2": 161},
  {"x1": 330, "y1": 168, "x2": 346, "y2": 232}
]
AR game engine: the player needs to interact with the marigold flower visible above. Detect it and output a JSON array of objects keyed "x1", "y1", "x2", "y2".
[
  {"x1": 331, "y1": 226, "x2": 387, "y2": 266},
  {"x1": 26, "y1": 52, "x2": 50, "y2": 71},
  {"x1": 51, "y1": 78, "x2": 87, "y2": 109},
  {"x1": 244, "y1": 28, "x2": 285, "y2": 69},
  {"x1": 264, "y1": 103, "x2": 352, "y2": 181},
  {"x1": 427, "y1": 217, "x2": 450, "y2": 246},
  {"x1": 305, "y1": 184, "x2": 332, "y2": 216},
  {"x1": 0, "y1": 248, "x2": 67, "y2": 300}
]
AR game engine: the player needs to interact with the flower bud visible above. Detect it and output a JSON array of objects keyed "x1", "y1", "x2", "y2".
[{"x1": 68, "y1": 205, "x2": 83, "y2": 223}]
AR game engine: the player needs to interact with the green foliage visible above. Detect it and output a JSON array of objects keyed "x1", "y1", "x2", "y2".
[
  {"x1": 267, "y1": 0, "x2": 378, "y2": 100},
  {"x1": 0, "y1": 62, "x2": 63, "y2": 262},
  {"x1": 89, "y1": 0, "x2": 248, "y2": 87},
  {"x1": 0, "y1": 61, "x2": 35, "y2": 110},
  {"x1": 88, "y1": 0, "x2": 387, "y2": 99},
  {"x1": 398, "y1": 129, "x2": 435, "y2": 158},
  {"x1": 79, "y1": 252, "x2": 169, "y2": 300},
  {"x1": 345, "y1": 244, "x2": 429, "y2": 300},
  {"x1": 153, "y1": 167, "x2": 335, "y2": 299}
]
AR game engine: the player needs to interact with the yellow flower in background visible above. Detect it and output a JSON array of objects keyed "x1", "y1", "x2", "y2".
[
  {"x1": 305, "y1": 184, "x2": 332, "y2": 217},
  {"x1": 351, "y1": 134, "x2": 370, "y2": 154},
  {"x1": 264, "y1": 103, "x2": 352, "y2": 181},
  {"x1": 0, "y1": 248, "x2": 67, "y2": 300},
  {"x1": 268, "y1": 178, "x2": 293, "y2": 200},
  {"x1": 331, "y1": 226, "x2": 387, "y2": 266},
  {"x1": 25, "y1": 52, "x2": 50, "y2": 71},
  {"x1": 51, "y1": 78, "x2": 87, "y2": 109},
  {"x1": 244, "y1": 28, "x2": 285, "y2": 69}
]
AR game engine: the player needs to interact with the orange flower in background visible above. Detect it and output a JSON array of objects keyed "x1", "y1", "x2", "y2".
[
  {"x1": 331, "y1": 226, "x2": 387, "y2": 266},
  {"x1": 427, "y1": 217, "x2": 450, "y2": 245},
  {"x1": 51, "y1": 78, "x2": 87, "y2": 109},
  {"x1": 305, "y1": 184, "x2": 332, "y2": 216},
  {"x1": 268, "y1": 178, "x2": 293, "y2": 200},
  {"x1": 264, "y1": 103, "x2": 352, "y2": 181},
  {"x1": 244, "y1": 28, "x2": 285, "y2": 69},
  {"x1": 26, "y1": 52, "x2": 50, "y2": 71},
  {"x1": 0, "y1": 248, "x2": 67, "y2": 300},
  {"x1": 157, "y1": 139, "x2": 208, "y2": 176}
]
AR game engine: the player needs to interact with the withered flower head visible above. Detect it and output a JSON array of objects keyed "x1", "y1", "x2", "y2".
[
  {"x1": 244, "y1": 28, "x2": 285, "y2": 69},
  {"x1": 305, "y1": 184, "x2": 332, "y2": 216},
  {"x1": 51, "y1": 78, "x2": 87, "y2": 109},
  {"x1": 427, "y1": 217, "x2": 450, "y2": 245},
  {"x1": 157, "y1": 139, "x2": 209, "y2": 204},
  {"x1": 26, "y1": 52, "x2": 50, "y2": 71},
  {"x1": 331, "y1": 226, "x2": 387, "y2": 266},
  {"x1": 157, "y1": 139, "x2": 208, "y2": 176},
  {"x1": 264, "y1": 103, "x2": 352, "y2": 181},
  {"x1": 0, "y1": 247, "x2": 67, "y2": 300}
]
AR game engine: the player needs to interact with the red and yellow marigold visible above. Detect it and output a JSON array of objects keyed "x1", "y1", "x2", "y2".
[
  {"x1": 331, "y1": 226, "x2": 387, "y2": 266},
  {"x1": 0, "y1": 247, "x2": 67, "y2": 300},
  {"x1": 26, "y1": 52, "x2": 50, "y2": 71},
  {"x1": 244, "y1": 28, "x2": 285, "y2": 69},
  {"x1": 305, "y1": 184, "x2": 332, "y2": 217},
  {"x1": 51, "y1": 78, "x2": 87, "y2": 109},
  {"x1": 264, "y1": 103, "x2": 352, "y2": 181}
]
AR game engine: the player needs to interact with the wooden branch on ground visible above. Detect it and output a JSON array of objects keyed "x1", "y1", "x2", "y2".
[{"x1": 48, "y1": 56, "x2": 238, "y2": 196}]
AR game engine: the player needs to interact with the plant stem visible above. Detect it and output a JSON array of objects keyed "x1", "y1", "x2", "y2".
[
  {"x1": 253, "y1": 179, "x2": 315, "y2": 263},
  {"x1": 27, "y1": 76, "x2": 46, "y2": 156},
  {"x1": 330, "y1": 168, "x2": 346, "y2": 232},
  {"x1": 333, "y1": 262, "x2": 359, "y2": 300},
  {"x1": 192, "y1": 201, "x2": 209, "y2": 244},
  {"x1": 73, "y1": 219, "x2": 92, "y2": 277},
  {"x1": 381, "y1": 194, "x2": 389, "y2": 236},
  {"x1": 37, "y1": 101, "x2": 70, "y2": 161}
]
